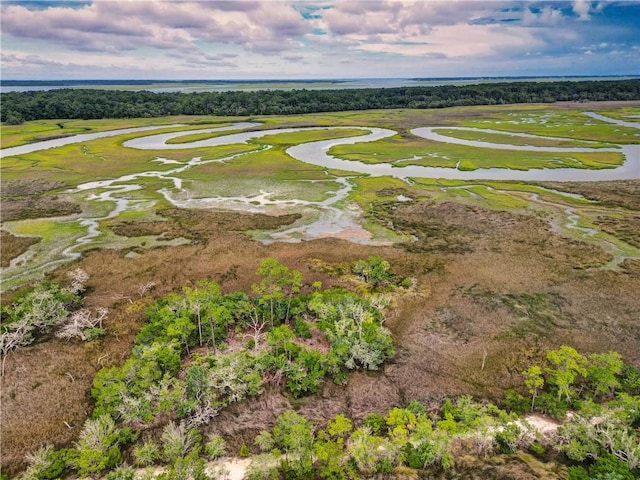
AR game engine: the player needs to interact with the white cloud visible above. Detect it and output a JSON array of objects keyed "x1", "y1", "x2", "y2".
[
  {"x1": 572, "y1": 0, "x2": 593, "y2": 21},
  {"x1": 355, "y1": 23, "x2": 544, "y2": 59},
  {"x1": 1, "y1": 0, "x2": 638, "y2": 79}
]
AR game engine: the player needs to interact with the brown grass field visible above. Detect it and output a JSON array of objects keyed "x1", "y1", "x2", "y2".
[{"x1": 1, "y1": 102, "x2": 639, "y2": 476}]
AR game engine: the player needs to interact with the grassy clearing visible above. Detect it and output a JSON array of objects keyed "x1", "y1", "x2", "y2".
[{"x1": 166, "y1": 129, "x2": 363, "y2": 202}]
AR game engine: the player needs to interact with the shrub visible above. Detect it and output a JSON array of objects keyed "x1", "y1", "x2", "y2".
[
  {"x1": 204, "y1": 434, "x2": 226, "y2": 459},
  {"x1": 239, "y1": 442, "x2": 251, "y2": 458},
  {"x1": 72, "y1": 415, "x2": 123, "y2": 477},
  {"x1": 161, "y1": 422, "x2": 201, "y2": 462},
  {"x1": 133, "y1": 440, "x2": 159, "y2": 467},
  {"x1": 105, "y1": 466, "x2": 136, "y2": 480}
]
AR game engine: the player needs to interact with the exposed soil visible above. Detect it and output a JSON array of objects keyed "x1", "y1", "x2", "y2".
[
  {"x1": 1, "y1": 230, "x2": 40, "y2": 267},
  {"x1": 2, "y1": 190, "x2": 640, "y2": 476}
]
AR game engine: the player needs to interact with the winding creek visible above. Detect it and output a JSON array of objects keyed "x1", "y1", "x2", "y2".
[{"x1": 1, "y1": 112, "x2": 639, "y2": 288}]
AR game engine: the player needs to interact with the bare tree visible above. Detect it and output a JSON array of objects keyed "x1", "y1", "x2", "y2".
[
  {"x1": 55, "y1": 307, "x2": 108, "y2": 341},
  {"x1": 0, "y1": 323, "x2": 31, "y2": 376},
  {"x1": 67, "y1": 267, "x2": 89, "y2": 294},
  {"x1": 244, "y1": 307, "x2": 268, "y2": 352}
]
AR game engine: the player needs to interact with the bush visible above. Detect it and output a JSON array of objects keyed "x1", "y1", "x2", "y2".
[
  {"x1": 105, "y1": 466, "x2": 136, "y2": 480},
  {"x1": 17, "y1": 446, "x2": 70, "y2": 480},
  {"x1": 133, "y1": 440, "x2": 159, "y2": 467},
  {"x1": 529, "y1": 441, "x2": 546, "y2": 457},
  {"x1": 204, "y1": 434, "x2": 226, "y2": 459},
  {"x1": 161, "y1": 422, "x2": 201, "y2": 462},
  {"x1": 362, "y1": 413, "x2": 386, "y2": 435},
  {"x1": 246, "y1": 454, "x2": 280, "y2": 480},
  {"x1": 239, "y1": 442, "x2": 251, "y2": 458},
  {"x1": 293, "y1": 318, "x2": 312, "y2": 339}
]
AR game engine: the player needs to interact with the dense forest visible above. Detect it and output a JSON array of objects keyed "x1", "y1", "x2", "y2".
[{"x1": 2, "y1": 79, "x2": 639, "y2": 123}]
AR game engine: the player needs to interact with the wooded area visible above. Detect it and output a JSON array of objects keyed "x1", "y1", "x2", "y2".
[{"x1": 2, "y1": 79, "x2": 639, "y2": 122}]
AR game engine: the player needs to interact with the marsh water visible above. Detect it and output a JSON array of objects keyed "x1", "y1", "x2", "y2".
[
  {"x1": 2, "y1": 112, "x2": 638, "y2": 289},
  {"x1": 3, "y1": 112, "x2": 638, "y2": 180}
]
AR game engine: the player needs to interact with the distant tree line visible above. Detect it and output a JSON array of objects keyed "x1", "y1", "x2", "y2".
[{"x1": 2, "y1": 79, "x2": 639, "y2": 122}]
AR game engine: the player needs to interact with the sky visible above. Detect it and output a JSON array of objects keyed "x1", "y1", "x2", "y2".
[{"x1": 1, "y1": 0, "x2": 639, "y2": 80}]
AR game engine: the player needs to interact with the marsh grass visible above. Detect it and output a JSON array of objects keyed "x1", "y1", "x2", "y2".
[
  {"x1": 459, "y1": 110, "x2": 640, "y2": 143},
  {"x1": 329, "y1": 135, "x2": 624, "y2": 171},
  {"x1": 432, "y1": 128, "x2": 616, "y2": 148},
  {"x1": 248, "y1": 128, "x2": 367, "y2": 145},
  {"x1": 0, "y1": 116, "x2": 248, "y2": 148},
  {"x1": 1, "y1": 230, "x2": 39, "y2": 267},
  {"x1": 2, "y1": 104, "x2": 640, "y2": 475}
]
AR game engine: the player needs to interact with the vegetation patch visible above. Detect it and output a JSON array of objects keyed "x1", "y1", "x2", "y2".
[
  {"x1": 0, "y1": 230, "x2": 39, "y2": 268},
  {"x1": 248, "y1": 127, "x2": 366, "y2": 146},
  {"x1": 329, "y1": 135, "x2": 624, "y2": 171},
  {"x1": 595, "y1": 214, "x2": 640, "y2": 248},
  {"x1": 459, "y1": 109, "x2": 640, "y2": 144},
  {"x1": 0, "y1": 196, "x2": 81, "y2": 222},
  {"x1": 463, "y1": 287, "x2": 575, "y2": 339},
  {"x1": 432, "y1": 127, "x2": 615, "y2": 148},
  {"x1": 107, "y1": 207, "x2": 301, "y2": 243},
  {"x1": 535, "y1": 180, "x2": 640, "y2": 211}
]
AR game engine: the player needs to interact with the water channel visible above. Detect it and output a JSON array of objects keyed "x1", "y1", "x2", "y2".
[{"x1": 2, "y1": 112, "x2": 638, "y2": 289}]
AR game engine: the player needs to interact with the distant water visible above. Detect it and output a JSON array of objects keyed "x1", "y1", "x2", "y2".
[{"x1": 2, "y1": 76, "x2": 637, "y2": 93}]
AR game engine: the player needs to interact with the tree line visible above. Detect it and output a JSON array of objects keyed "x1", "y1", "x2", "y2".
[{"x1": 2, "y1": 79, "x2": 639, "y2": 123}]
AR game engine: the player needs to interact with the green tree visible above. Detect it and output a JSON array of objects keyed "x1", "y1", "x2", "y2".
[
  {"x1": 204, "y1": 434, "x2": 226, "y2": 460},
  {"x1": 72, "y1": 415, "x2": 123, "y2": 477},
  {"x1": 546, "y1": 345, "x2": 588, "y2": 402},
  {"x1": 587, "y1": 351, "x2": 623, "y2": 397},
  {"x1": 327, "y1": 414, "x2": 353, "y2": 439},
  {"x1": 347, "y1": 426, "x2": 397, "y2": 474},
  {"x1": 239, "y1": 442, "x2": 251, "y2": 458},
  {"x1": 352, "y1": 256, "x2": 392, "y2": 289},
  {"x1": 160, "y1": 422, "x2": 201, "y2": 462},
  {"x1": 523, "y1": 365, "x2": 545, "y2": 411},
  {"x1": 273, "y1": 411, "x2": 315, "y2": 476}
]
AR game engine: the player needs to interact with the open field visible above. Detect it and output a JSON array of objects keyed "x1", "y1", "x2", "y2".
[{"x1": 1, "y1": 102, "x2": 639, "y2": 476}]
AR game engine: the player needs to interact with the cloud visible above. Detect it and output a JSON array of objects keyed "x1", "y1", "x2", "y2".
[
  {"x1": 1, "y1": 0, "x2": 638, "y2": 79},
  {"x1": 572, "y1": 0, "x2": 592, "y2": 20},
  {"x1": 1, "y1": 0, "x2": 311, "y2": 54}
]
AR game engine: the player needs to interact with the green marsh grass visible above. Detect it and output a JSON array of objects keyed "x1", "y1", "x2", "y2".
[
  {"x1": 432, "y1": 128, "x2": 615, "y2": 148},
  {"x1": 249, "y1": 128, "x2": 367, "y2": 145},
  {"x1": 1, "y1": 138, "x2": 259, "y2": 185},
  {"x1": 459, "y1": 110, "x2": 639, "y2": 144},
  {"x1": 593, "y1": 107, "x2": 640, "y2": 122},
  {"x1": 1, "y1": 116, "x2": 248, "y2": 148},
  {"x1": 329, "y1": 135, "x2": 624, "y2": 171}
]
